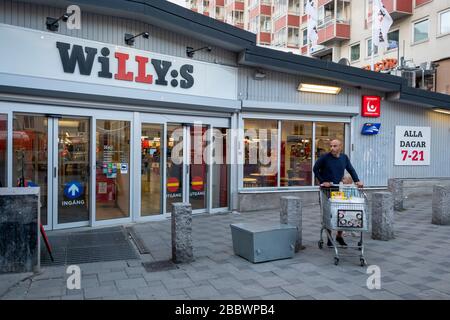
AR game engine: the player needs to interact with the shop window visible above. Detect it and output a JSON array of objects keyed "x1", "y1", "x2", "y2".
[
  {"x1": 96, "y1": 120, "x2": 131, "y2": 221},
  {"x1": 314, "y1": 122, "x2": 345, "y2": 184},
  {"x1": 280, "y1": 121, "x2": 313, "y2": 187},
  {"x1": 350, "y1": 43, "x2": 360, "y2": 62},
  {"x1": 413, "y1": 18, "x2": 429, "y2": 43},
  {"x1": 244, "y1": 119, "x2": 278, "y2": 188},
  {"x1": 0, "y1": 114, "x2": 7, "y2": 187}
]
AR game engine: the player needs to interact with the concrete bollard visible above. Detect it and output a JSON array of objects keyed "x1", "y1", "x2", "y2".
[
  {"x1": 388, "y1": 178, "x2": 404, "y2": 211},
  {"x1": 432, "y1": 185, "x2": 450, "y2": 225},
  {"x1": 171, "y1": 202, "x2": 194, "y2": 263},
  {"x1": 280, "y1": 196, "x2": 303, "y2": 252},
  {"x1": 371, "y1": 192, "x2": 395, "y2": 241}
]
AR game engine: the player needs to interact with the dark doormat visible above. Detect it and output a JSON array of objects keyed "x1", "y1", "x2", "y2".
[
  {"x1": 40, "y1": 226, "x2": 139, "y2": 266},
  {"x1": 142, "y1": 260, "x2": 178, "y2": 272}
]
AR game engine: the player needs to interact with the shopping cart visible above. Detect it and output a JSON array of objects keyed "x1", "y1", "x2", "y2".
[{"x1": 318, "y1": 185, "x2": 369, "y2": 266}]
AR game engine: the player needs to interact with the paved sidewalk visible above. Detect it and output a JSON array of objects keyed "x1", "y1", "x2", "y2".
[{"x1": 1, "y1": 195, "x2": 450, "y2": 300}]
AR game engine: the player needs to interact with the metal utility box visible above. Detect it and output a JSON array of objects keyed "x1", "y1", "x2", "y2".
[{"x1": 230, "y1": 222, "x2": 297, "y2": 263}]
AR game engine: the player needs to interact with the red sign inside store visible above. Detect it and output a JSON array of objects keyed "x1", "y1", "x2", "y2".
[
  {"x1": 191, "y1": 176, "x2": 204, "y2": 191},
  {"x1": 167, "y1": 177, "x2": 180, "y2": 193},
  {"x1": 361, "y1": 96, "x2": 381, "y2": 117}
]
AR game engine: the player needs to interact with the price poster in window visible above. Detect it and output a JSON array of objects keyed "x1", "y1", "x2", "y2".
[{"x1": 395, "y1": 126, "x2": 430, "y2": 166}]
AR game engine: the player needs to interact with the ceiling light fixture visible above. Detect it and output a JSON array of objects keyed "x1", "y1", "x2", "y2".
[
  {"x1": 433, "y1": 108, "x2": 450, "y2": 115},
  {"x1": 298, "y1": 83, "x2": 342, "y2": 95}
]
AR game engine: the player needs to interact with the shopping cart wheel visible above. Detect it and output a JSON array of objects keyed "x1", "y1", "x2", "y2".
[
  {"x1": 360, "y1": 258, "x2": 366, "y2": 267},
  {"x1": 318, "y1": 240, "x2": 324, "y2": 249},
  {"x1": 334, "y1": 257, "x2": 339, "y2": 266}
]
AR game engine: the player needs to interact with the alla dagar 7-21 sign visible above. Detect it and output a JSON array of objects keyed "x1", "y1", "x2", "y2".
[{"x1": 394, "y1": 126, "x2": 431, "y2": 166}]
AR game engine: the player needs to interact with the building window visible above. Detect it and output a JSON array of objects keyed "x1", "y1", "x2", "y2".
[
  {"x1": 288, "y1": 27, "x2": 300, "y2": 46},
  {"x1": 366, "y1": 38, "x2": 378, "y2": 57},
  {"x1": 314, "y1": 122, "x2": 345, "y2": 185},
  {"x1": 274, "y1": 27, "x2": 287, "y2": 46},
  {"x1": 281, "y1": 121, "x2": 313, "y2": 186},
  {"x1": 302, "y1": 28, "x2": 307, "y2": 46},
  {"x1": 413, "y1": 18, "x2": 429, "y2": 43},
  {"x1": 216, "y1": 6, "x2": 224, "y2": 20},
  {"x1": 439, "y1": 9, "x2": 450, "y2": 35},
  {"x1": 288, "y1": 0, "x2": 301, "y2": 15},
  {"x1": 350, "y1": 43, "x2": 360, "y2": 62},
  {"x1": 234, "y1": 10, "x2": 244, "y2": 24},
  {"x1": 274, "y1": 0, "x2": 288, "y2": 18},
  {"x1": 261, "y1": 15, "x2": 272, "y2": 32},
  {"x1": 0, "y1": 114, "x2": 7, "y2": 187},
  {"x1": 243, "y1": 119, "x2": 278, "y2": 188},
  {"x1": 249, "y1": 16, "x2": 259, "y2": 33},
  {"x1": 242, "y1": 119, "x2": 347, "y2": 188},
  {"x1": 387, "y1": 29, "x2": 399, "y2": 50}
]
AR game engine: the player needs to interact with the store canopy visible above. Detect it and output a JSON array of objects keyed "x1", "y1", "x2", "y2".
[{"x1": 18, "y1": 0, "x2": 450, "y2": 111}]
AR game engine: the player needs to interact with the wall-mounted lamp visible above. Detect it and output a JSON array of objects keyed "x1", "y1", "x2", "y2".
[
  {"x1": 124, "y1": 32, "x2": 149, "y2": 46},
  {"x1": 254, "y1": 70, "x2": 266, "y2": 80},
  {"x1": 186, "y1": 46, "x2": 212, "y2": 58},
  {"x1": 433, "y1": 108, "x2": 450, "y2": 115},
  {"x1": 298, "y1": 83, "x2": 342, "y2": 95},
  {"x1": 46, "y1": 11, "x2": 75, "y2": 31}
]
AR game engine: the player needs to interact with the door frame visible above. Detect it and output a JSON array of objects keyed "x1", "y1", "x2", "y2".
[
  {"x1": 0, "y1": 101, "x2": 134, "y2": 230},
  {"x1": 137, "y1": 114, "x2": 231, "y2": 221}
]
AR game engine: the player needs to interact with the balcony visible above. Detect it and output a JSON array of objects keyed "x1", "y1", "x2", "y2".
[
  {"x1": 301, "y1": 44, "x2": 308, "y2": 55},
  {"x1": 258, "y1": 32, "x2": 272, "y2": 44},
  {"x1": 317, "y1": 20, "x2": 350, "y2": 45},
  {"x1": 383, "y1": 0, "x2": 413, "y2": 20},
  {"x1": 273, "y1": 14, "x2": 300, "y2": 33},
  {"x1": 249, "y1": 3, "x2": 272, "y2": 20},
  {"x1": 225, "y1": 0, "x2": 244, "y2": 11}
]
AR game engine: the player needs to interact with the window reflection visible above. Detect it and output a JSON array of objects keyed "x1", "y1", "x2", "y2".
[
  {"x1": 281, "y1": 121, "x2": 313, "y2": 186},
  {"x1": 243, "y1": 119, "x2": 278, "y2": 188}
]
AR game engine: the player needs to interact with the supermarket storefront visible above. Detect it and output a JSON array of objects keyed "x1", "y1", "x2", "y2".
[{"x1": 0, "y1": 23, "x2": 237, "y2": 230}]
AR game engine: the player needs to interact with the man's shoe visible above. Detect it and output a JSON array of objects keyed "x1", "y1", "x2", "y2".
[
  {"x1": 336, "y1": 236, "x2": 347, "y2": 247},
  {"x1": 327, "y1": 239, "x2": 333, "y2": 247}
]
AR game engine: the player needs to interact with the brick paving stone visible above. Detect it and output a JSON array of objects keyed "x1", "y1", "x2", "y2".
[{"x1": 2, "y1": 194, "x2": 450, "y2": 300}]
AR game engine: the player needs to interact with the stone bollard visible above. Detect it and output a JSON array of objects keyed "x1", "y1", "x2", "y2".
[
  {"x1": 171, "y1": 203, "x2": 194, "y2": 263},
  {"x1": 388, "y1": 178, "x2": 404, "y2": 211},
  {"x1": 280, "y1": 196, "x2": 303, "y2": 252},
  {"x1": 432, "y1": 185, "x2": 450, "y2": 225},
  {"x1": 371, "y1": 191, "x2": 395, "y2": 241},
  {"x1": 0, "y1": 187, "x2": 40, "y2": 274}
]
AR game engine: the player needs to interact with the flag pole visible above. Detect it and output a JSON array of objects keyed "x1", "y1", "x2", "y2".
[{"x1": 371, "y1": 1, "x2": 375, "y2": 71}]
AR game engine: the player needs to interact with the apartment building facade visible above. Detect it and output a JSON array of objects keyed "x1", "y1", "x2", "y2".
[{"x1": 179, "y1": 0, "x2": 450, "y2": 94}]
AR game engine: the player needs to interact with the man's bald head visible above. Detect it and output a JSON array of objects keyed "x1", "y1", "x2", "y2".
[{"x1": 330, "y1": 139, "x2": 343, "y2": 157}]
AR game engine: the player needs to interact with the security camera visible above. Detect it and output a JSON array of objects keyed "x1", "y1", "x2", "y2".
[
  {"x1": 207, "y1": 46, "x2": 212, "y2": 52},
  {"x1": 143, "y1": 32, "x2": 149, "y2": 39}
]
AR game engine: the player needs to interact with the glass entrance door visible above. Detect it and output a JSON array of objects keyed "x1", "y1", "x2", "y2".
[
  {"x1": 164, "y1": 123, "x2": 209, "y2": 213},
  {"x1": 141, "y1": 123, "x2": 163, "y2": 216},
  {"x1": 13, "y1": 113, "x2": 50, "y2": 227},
  {"x1": 188, "y1": 124, "x2": 208, "y2": 211},
  {"x1": 12, "y1": 114, "x2": 91, "y2": 229},
  {"x1": 55, "y1": 117, "x2": 90, "y2": 227}
]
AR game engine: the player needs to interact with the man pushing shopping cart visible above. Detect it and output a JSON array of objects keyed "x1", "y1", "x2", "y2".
[{"x1": 313, "y1": 139, "x2": 368, "y2": 266}]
